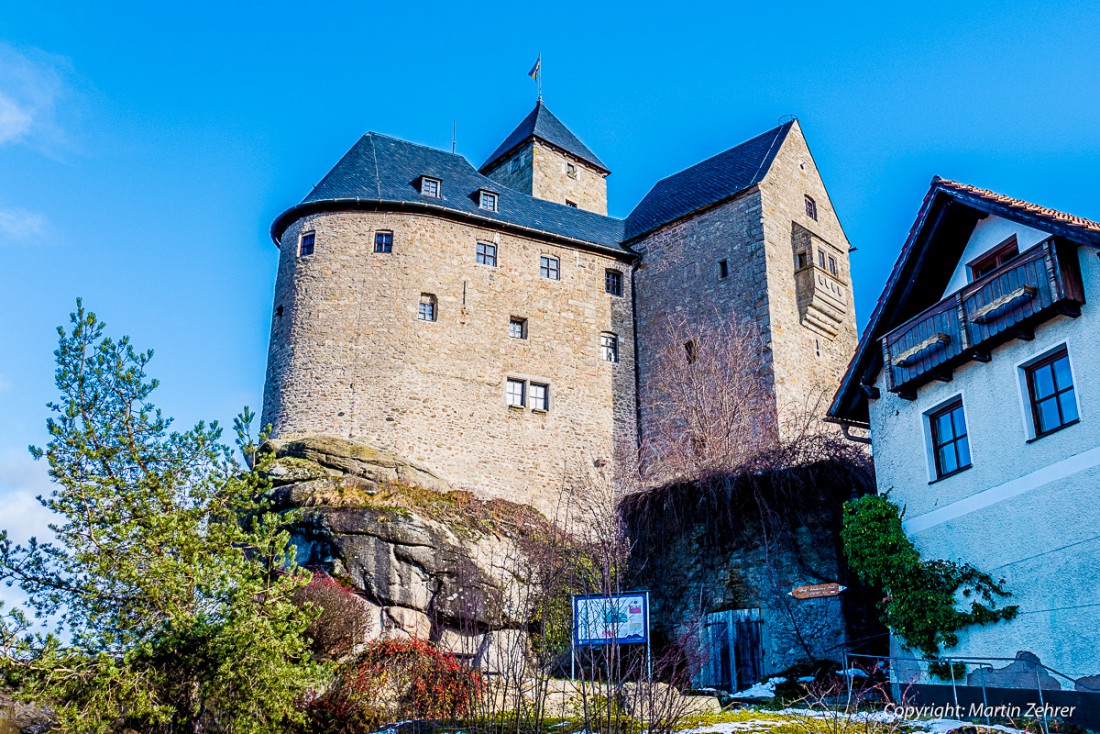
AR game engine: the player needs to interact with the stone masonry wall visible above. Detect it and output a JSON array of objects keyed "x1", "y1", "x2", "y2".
[
  {"x1": 483, "y1": 147, "x2": 534, "y2": 196},
  {"x1": 482, "y1": 141, "x2": 608, "y2": 215},
  {"x1": 757, "y1": 122, "x2": 858, "y2": 441},
  {"x1": 262, "y1": 210, "x2": 636, "y2": 517},
  {"x1": 631, "y1": 189, "x2": 781, "y2": 457}
]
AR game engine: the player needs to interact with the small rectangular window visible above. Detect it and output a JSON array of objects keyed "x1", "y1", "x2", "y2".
[
  {"x1": 817, "y1": 249, "x2": 826, "y2": 269},
  {"x1": 605, "y1": 269, "x2": 623, "y2": 296},
  {"x1": 601, "y1": 333, "x2": 619, "y2": 363},
  {"x1": 530, "y1": 382, "x2": 549, "y2": 411},
  {"x1": 420, "y1": 177, "x2": 441, "y2": 198},
  {"x1": 566, "y1": 163, "x2": 577, "y2": 179},
  {"x1": 374, "y1": 231, "x2": 393, "y2": 253},
  {"x1": 506, "y1": 378, "x2": 526, "y2": 407},
  {"x1": 718, "y1": 259, "x2": 729, "y2": 279},
  {"x1": 299, "y1": 231, "x2": 315, "y2": 257},
  {"x1": 417, "y1": 293, "x2": 437, "y2": 322},
  {"x1": 930, "y1": 400, "x2": 971, "y2": 479},
  {"x1": 476, "y1": 242, "x2": 497, "y2": 267},
  {"x1": 684, "y1": 340, "x2": 697, "y2": 364},
  {"x1": 540, "y1": 255, "x2": 560, "y2": 280},
  {"x1": 828, "y1": 255, "x2": 838, "y2": 277},
  {"x1": 511, "y1": 157, "x2": 521, "y2": 173},
  {"x1": 796, "y1": 252, "x2": 810, "y2": 269},
  {"x1": 1027, "y1": 349, "x2": 1078, "y2": 437},
  {"x1": 565, "y1": 200, "x2": 578, "y2": 208},
  {"x1": 479, "y1": 191, "x2": 498, "y2": 212},
  {"x1": 805, "y1": 195, "x2": 818, "y2": 221},
  {"x1": 509, "y1": 317, "x2": 527, "y2": 340},
  {"x1": 969, "y1": 236, "x2": 1020, "y2": 281}
]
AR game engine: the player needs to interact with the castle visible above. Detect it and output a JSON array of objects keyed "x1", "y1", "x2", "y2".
[{"x1": 262, "y1": 102, "x2": 857, "y2": 515}]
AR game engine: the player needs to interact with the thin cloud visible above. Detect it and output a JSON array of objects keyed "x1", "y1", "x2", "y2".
[
  {"x1": 0, "y1": 42, "x2": 75, "y2": 153},
  {"x1": 0, "y1": 206, "x2": 48, "y2": 243}
]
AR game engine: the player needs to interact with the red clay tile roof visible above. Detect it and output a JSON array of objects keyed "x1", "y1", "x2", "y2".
[{"x1": 936, "y1": 178, "x2": 1100, "y2": 235}]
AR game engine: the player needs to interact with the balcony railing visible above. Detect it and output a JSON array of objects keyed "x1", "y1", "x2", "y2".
[{"x1": 882, "y1": 237, "x2": 1085, "y2": 399}]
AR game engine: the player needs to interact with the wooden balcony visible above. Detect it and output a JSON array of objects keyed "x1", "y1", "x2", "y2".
[{"x1": 881, "y1": 238, "x2": 1085, "y2": 399}]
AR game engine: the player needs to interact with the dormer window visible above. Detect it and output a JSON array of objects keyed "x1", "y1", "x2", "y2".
[
  {"x1": 420, "y1": 177, "x2": 441, "y2": 198},
  {"x1": 969, "y1": 236, "x2": 1019, "y2": 281},
  {"x1": 478, "y1": 191, "x2": 498, "y2": 212},
  {"x1": 566, "y1": 162, "x2": 577, "y2": 179}
]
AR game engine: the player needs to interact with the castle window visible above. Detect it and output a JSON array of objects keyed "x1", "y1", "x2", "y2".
[
  {"x1": 828, "y1": 255, "x2": 838, "y2": 277},
  {"x1": 540, "y1": 255, "x2": 560, "y2": 280},
  {"x1": 420, "y1": 177, "x2": 441, "y2": 198},
  {"x1": 817, "y1": 249, "x2": 826, "y2": 269},
  {"x1": 511, "y1": 157, "x2": 521, "y2": 173},
  {"x1": 417, "y1": 293, "x2": 437, "y2": 322},
  {"x1": 476, "y1": 242, "x2": 497, "y2": 267},
  {"x1": 298, "y1": 231, "x2": 315, "y2": 257},
  {"x1": 506, "y1": 379, "x2": 526, "y2": 408},
  {"x1": 530, "y1": 382, "x2": 550, "y2": 411},
  {"x1": 605, "y1": 269, "x2": 623, "y2": 297},
  {"x1": 684, "y1": 340, "x2": 697, "y2": 364},
  {"x1": 719, "y1": 259, "x2": 729, "y2": 279},
  {"x1": 374, "y1": 230, "x2": 393, "y2": 253},
  {"x1": 566, "y1": 162, "x2": 577, "y2": 179},
  {"x1": 1026, "y1": 348, "x2": 1078, "y2": 437},
  {"x1": 509, "y1": 317, "x2": 528, "y2": 340},
  {"x1": 796, "y1": 251, "x2": 810, "y2": 269},
  {"x1": 929, "y1": 399, "x2": 971, "y2": 480},
  {"x1": 601, "y1": 333, "x2": 619, "y2": 363},
  {"x1": 479, "y1": 191, "x2": 498, "y2": 212},
  {"x1": 565, "y1": 200, "x2": 578, "y2": 208},
  {"x1": 805, "y1": 195, "x2": 818, "y2": 221}
]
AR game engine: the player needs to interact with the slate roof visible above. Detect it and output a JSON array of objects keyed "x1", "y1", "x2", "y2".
[
  {"x1": 480, "y1": 101, "x2": 609, "y2": 174},
  {"x1": 625, "y1": 121, "x2": 794, "y2": 240},
  {"x1": 828, "y1": 177, "x2": 1100, "y2": 426},
  {"x1": 271, "y1": 133, "x2": 627, "y2": 253}
]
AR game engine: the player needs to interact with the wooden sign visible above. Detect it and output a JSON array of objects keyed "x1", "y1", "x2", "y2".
[{"x1": 789, "y1": 583, "x2": 846, "y2": 600}]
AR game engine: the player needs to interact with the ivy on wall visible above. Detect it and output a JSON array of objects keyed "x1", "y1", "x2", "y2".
[{"x1": 841, "y1": 494, "x2": 1019, "y2": 658}]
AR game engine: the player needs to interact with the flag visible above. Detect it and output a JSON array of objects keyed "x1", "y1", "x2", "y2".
[{"x1": 528, "y1": 54, "x2": 541, "y2": 80}]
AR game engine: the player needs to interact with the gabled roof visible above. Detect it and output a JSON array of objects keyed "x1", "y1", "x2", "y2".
[
  {"x1": 480, "y1": 101, "x2": 609, "y2": 175},
  {"x1": 271, "y1": 132, "x2": 628, "y2": 254},
  {"x1": 828, "y1": 177, "x2": 1100, "y2": 426},
  {"x1": 624, "y1": 121, "x2": 794, "y2": 241}
]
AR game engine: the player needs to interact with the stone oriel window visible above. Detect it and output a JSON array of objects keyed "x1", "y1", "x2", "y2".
[
  {"x1": 530, "y1": 382, "x2": 549, "y2": 412},
  {"x1": 509, "y1": 317, "x2": 528, "y2": 340},
  {"x1": 540, "y1": 255, "x2": 560, "y2": 280},
  {"x1": 719, "y1": 259, "x2": 729, "y2": 279},
  {"x1": 374, "y1": 231, "x2": 393, "y2": 253},
  {"x1": 479, "y1": 191, "x2": 498, "y2": 212},
  {"x1": 417, "y1": 293, "x2": 437, "y2": 322},
  {"x1": 817, "y1": 249, "x2": 827, "y2": 269},
  {"x1": 476, "y1": 242, "x2": 497, "y2": 267},
  {"x1": 420, "y1": 177, "x2": 441, "y2": 198},
  {"x1": 298, "y1": 231, "x2": 315, "y2": 257},
  {"x1": 828, "y1": 255, "x2": 838, "y2": 277},
  {"x1": 930, "y1": 399, "x2": 971, "y2": 479},
  {"x1": 1027, "y1": 348, "x2": 1078, "y2": 437},
  {"x1": 506, "y1": 379, "x2": 526, "y2": 408},
  {"x1": 600, "y1": 333, "x2": 619, "y2": 363},
  {"x1": 805, "y1": 195, "x2": 818, "y2": 221},
  {"x1": 605, "y1": 269, "x2": 623, "y2": 296}
]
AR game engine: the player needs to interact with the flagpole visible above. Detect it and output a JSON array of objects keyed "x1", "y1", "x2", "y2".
[{"x1": 538, "y1": 52, "x2": 543, "y2": 101}]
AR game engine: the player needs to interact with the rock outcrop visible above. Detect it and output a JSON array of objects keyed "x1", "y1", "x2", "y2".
[{"x1": 263, "y1": 436, "x2": 545, "y2": 668}]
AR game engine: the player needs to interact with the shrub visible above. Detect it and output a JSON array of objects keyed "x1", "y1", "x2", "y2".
[
  {"x1": 295, "y1": 570, "x2": 368, "y2": 659},
  {"x1": 303, "y1": 638, "x2": 482, "y2": 732}
]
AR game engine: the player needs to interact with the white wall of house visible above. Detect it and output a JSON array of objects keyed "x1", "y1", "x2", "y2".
[
  {"x1": 869, "y1": 240, "x2": 1100, "y2": 681},
  {"x1": 942, "y1": 216, "x2": 1050, "y2": 296}
]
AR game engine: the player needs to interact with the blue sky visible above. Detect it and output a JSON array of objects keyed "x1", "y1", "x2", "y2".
[{"x1": 2, "y1": 1, "x2": 1100, "y2": 555}]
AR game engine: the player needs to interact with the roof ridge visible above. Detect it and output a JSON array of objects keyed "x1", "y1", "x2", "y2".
[
  {"x1": 365, "y1": 131, "x2": 474, "y2": 165},
  {"x1": 935, "y1": 178, "x2": 1100, "y2": 233},
  {"x1": 646, "y1": 121, "x2": 793, "y2": 189}
]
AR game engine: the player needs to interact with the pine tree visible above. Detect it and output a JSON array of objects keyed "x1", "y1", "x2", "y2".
[{"x1": 0, "y1": 301, "x2": 322, "y2": 733}]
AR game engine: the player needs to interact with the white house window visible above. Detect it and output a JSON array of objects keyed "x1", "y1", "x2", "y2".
[
  {"x1": 479, "y1": 191, "x2": 498, "y2": 212},
  {"x1": 530, "y1": 382, "x2": 549, "y2": 411},
  {"x1": 566, "y1": 162, "x2": 577, "y2": 179},
  {"x1": 509, "y1": 317, "x2": 528, "y2": 340},
  {"x1": 506, "y1": 379, "x2": 526, "y2": 408},
  {"x1": 605, "y1": 269, "x2": 623, "y2": 296},
  {"x1": 417, "y1": 293, "x2": 437, "y2": 322},
  {"x1": 601, "y1": 333, "x2": 619, "y2": 363},
  {"x1": 1026, "y1": 348, "x2": 1078, "y2": 437},
  {"x1": 540, "y1": 255, "x2": 560, "y2": 280},
  {"x1": 929, "y1": 399, "x2": 971, "y2": 479},
  {"x1": 420, "y1": 177, "x2": 441, "y2": 198},
  {"x1": 298, "y1": 231, "x2": 315, "y2": 257},
  {"x1": 476, "y1": 242, "x2": 497, "y2": 267}
]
